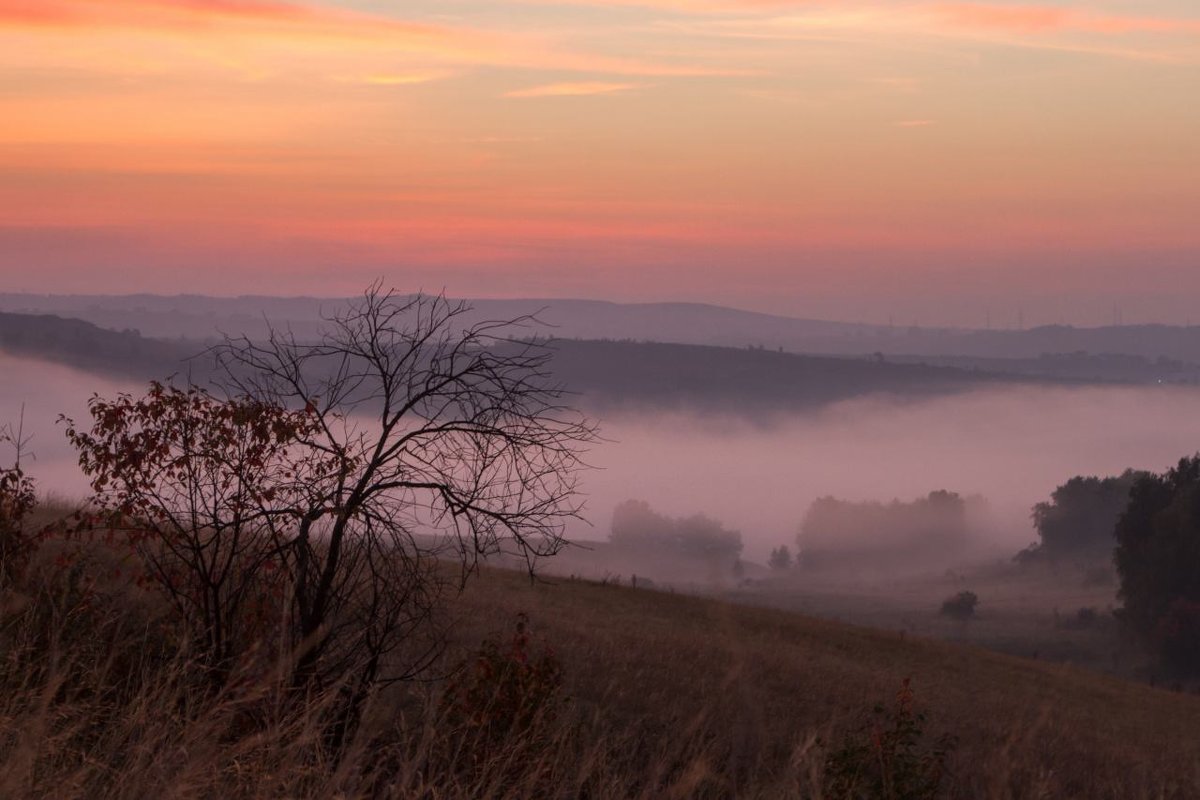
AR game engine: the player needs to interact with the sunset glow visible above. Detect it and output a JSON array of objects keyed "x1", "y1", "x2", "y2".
[{"x1": 2, "y1": 0, "x2": 1198, "y2": 323}]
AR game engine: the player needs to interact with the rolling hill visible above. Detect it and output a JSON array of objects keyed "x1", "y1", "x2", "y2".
[{"x1": 0, "y1": 311, "x2": 1048, "y2": 413}]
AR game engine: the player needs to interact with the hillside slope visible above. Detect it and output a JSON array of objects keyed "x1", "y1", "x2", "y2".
[{"x1": 448, "y1": 568, "x2": 1200, "y2": 797}]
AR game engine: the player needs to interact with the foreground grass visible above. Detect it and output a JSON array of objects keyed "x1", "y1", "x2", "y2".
[{"x1": 3, "y1": 555, "x2": 1199, "y2": 799}]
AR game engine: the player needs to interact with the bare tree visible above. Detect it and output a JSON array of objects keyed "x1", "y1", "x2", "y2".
[
  {"x1": 64, "y1": 286, "x2": 596, "y2": 744},
  {"x1": 209, "y1": 288, "x2": 597, "y2": 708}
]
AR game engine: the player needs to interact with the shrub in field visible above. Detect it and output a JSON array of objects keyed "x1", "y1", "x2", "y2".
[
  {"x1": 0, "y1": 424, "x2": 37, "y2": 585},
  {"x1": 440, "y1": 612, "x2": 564, "y2": 746},
  {"x1": 824, "y1": 678, "x2": 955, "y2": 800},
  {"x1": 939, "y1": 591, "x2": 978, "y2": 621}
]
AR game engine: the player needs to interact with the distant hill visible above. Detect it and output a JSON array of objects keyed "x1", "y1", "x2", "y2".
[
  {"x1": 5, "y1": 293, "x2": 1200, "y2": 368},
  {"x1": 0, "y1": 293, "x2": 869, "y2": 348},
  {"x1": 0, "y1": 311, "x2": 1043, "y2": 413},
  {"x1": 0, "y1": 312, "x2": 201, "y2": 379},
  {"x1": 537, "y1": 339, "x2": 1026, "y2": 413}
]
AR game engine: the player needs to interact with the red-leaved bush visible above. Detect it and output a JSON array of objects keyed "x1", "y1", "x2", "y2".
[{"x1": 441, "y1": 612, "x2": 564, "y2": 747}]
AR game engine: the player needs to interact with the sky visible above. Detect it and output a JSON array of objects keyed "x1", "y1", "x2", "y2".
[{"x1": 1, "y1": 0, "x2": 1198, "y2": 326}]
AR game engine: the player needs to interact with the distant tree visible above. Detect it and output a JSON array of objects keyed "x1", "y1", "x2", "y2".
[
  {"x1": 610, "y1": 499, "x2": 742, "y2": 562},
  {"x1": 1114, "y1": 457, "x2": 1200, "y2": 672},
  {"x1": 674, "y1": 513, "x2": 743, "y2": 560},
  {"x1": 797, "y1": 491, "x2": 969, "y2": 572},
  {"x1": 768, "y1": 545, "x2": 793, "y2": 570},
  {"x1": 940, "y1": 590, "x2": 978, "y2": 621},
  {"x1": 1018, "y1": 471, "x2": 1144, "y2": 564},
  {"x1": 610, "y1": 500, "x2": 675, "y2": 550}
]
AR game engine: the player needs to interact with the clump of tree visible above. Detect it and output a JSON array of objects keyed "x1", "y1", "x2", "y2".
[
  {"x1": 1016, "y1": 471, "x2": 1144, "y2": 565},
  {"x1": 59, "y1": 287, "x2": 597, "y2": 745},
  {"x1": 797, "y1": 490, "x2": 973, "y2": 573},
  {"x1": 610, "y1": 499, "x2": 742, "y2": 562},
  {"x1": 768, "y1": 545, "x2": 793, "y2": 570},
  {"x1": 940, "y1": 591, "x2": 978, "y2": 621},
  {"x1": 1114, "y1": 457, "x2": 1200, "y2": 673}
]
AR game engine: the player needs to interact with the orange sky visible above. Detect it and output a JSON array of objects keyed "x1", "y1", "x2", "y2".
[{"x1": 1, "y1": 0, "x2": 1198, "y2": 324}]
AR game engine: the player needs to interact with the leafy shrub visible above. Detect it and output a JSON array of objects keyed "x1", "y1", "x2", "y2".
[
  {"x1": 824, "y1": 678, "x2": 955, "y2": 800},
  {"x1": 939, "y1": 591, "x2": 978, "y2": 621},
  {"x1": 0, "y1": 421, "x2": 37, "y2": 586},
  {"x1": 0, "y1": 463, "x2": 36, "y2": 585},
  {"x1": 441, "y1": 612, "x2": 564, "y2": 746}
]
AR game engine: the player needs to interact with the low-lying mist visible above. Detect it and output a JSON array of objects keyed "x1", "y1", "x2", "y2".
[
  {"x1": 0, "y1": 355, "x2": 131, "y2": 498},
  {"x1": 574, "y1": 384, "x2": 1200, "y2": 563},
  {"x1": 9, "y1": 352, "x2": 1200, "y2": 566}
]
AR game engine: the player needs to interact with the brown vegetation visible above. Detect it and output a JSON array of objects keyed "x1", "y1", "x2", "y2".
[{"x1": 3, "y1": 530, "x2": 1200, "y2": 799}]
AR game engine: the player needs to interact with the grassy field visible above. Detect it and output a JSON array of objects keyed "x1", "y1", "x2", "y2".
[
  {"x1": 727, "y1": 562, "x2": 1156, "y2": 681},
  {"x1": 508, "y1": 538, "x2": 1157, "y2": 682},
  {"x1": 445, "y1": 569, "x2": 1200, "y2": 797},
  {"x1": 4, "y1": 542, "x2": 1200, "y2": 799}
]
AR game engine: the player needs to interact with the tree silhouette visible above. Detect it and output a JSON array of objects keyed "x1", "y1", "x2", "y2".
[
  {"x1": 1114, "y1": 457, "x2": 1200, "y2": 671},
  {"x1": 66, "y1": 286, "x2": 597, "y2": 739}
]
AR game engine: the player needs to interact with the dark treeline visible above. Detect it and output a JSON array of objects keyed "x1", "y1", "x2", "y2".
[{"x1": 1017, "y1": 471, "x2": 1145, "y2": 564}]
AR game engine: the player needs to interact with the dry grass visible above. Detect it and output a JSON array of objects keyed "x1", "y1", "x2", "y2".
[{"x1": 3, "y1": 542, "x2": 1199, "y2": 799}]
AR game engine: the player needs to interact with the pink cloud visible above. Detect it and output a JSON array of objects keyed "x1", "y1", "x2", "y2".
[{"x1": 0, "y1": 0, "x2": 748, "y2": 77}]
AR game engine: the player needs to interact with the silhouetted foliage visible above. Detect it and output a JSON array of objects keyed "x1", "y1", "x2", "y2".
[
  {"x1": 940, "y1": 591, "x2": 978, "y2": 621},
  {"x1": 1114, "y1": 456, "x2": 1200, "y2": 672},
  {"x1": 0, "y1": 423, "x2": 36, "y2": 585},
  {"x1": 63, "y1": 383, "x2": 319, "y2": 681},
  {"x1": 768, "y1": 544, "x2": 793, "y2": 570},
  {"x1": 609, "y1": 499, "x2": 742, "y2": 561},
  {"x1": 1017, "y1": 471, "x2": 1143, "y2": 564}
]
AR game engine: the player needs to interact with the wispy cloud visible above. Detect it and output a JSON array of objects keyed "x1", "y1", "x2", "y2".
[
  {"x1": 352, "y1": 71, "x2": 455, "y2": 86},
  {"x1": 929, "y1": 3, "x2": 1200, "y2": 36},
  {"x1": 0, "y1": 0, "x2": 747, "y2": 78},
  {"x1": 505, "y1": 81, "x2": 644, "y2": 98}
]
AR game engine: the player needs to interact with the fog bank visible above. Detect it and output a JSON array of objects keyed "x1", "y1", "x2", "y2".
[
  {"x1": 7, "y1": 353, "x2": 1200, "y2": 564},
  {"x1": 576, "y1": 385, "x2": 1200, "y2": 560}
]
